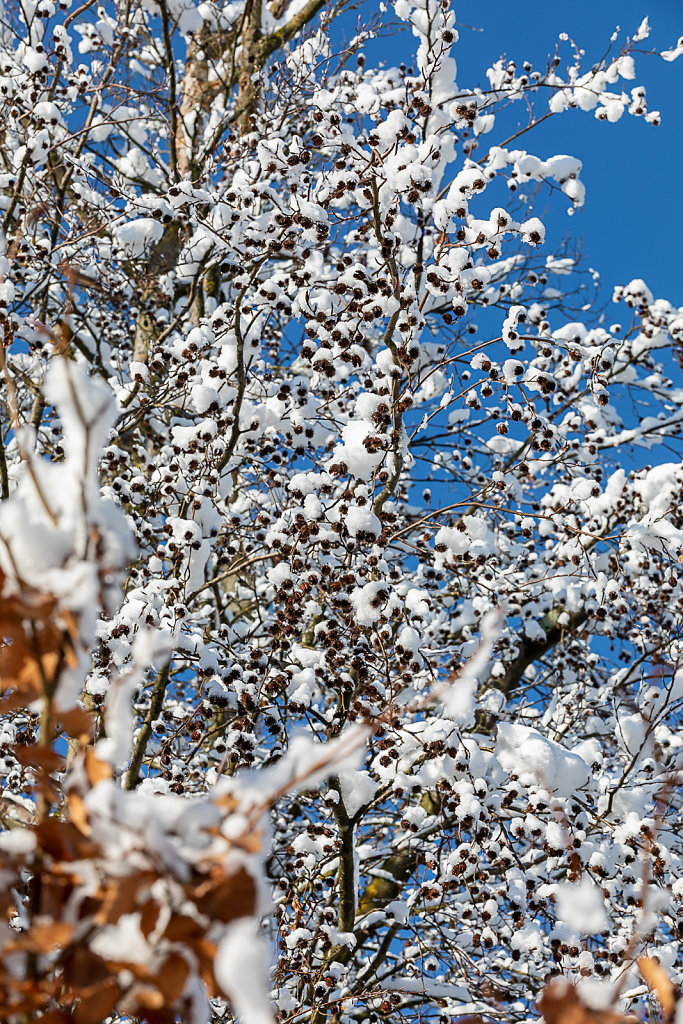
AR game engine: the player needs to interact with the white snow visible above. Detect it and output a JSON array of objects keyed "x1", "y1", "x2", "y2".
[
  {"x1": 214, "y1": 919, "x2": 274, "y2": 1024},
  {"x1": 495, "y1": 723, "x2": 590, "y2": 796},
  {"x1": 114, "y1": 217, "x2": 164, "y2": 255},
  {"x1": 556, "y1": 879, "x2": 608, "y2": 935}
]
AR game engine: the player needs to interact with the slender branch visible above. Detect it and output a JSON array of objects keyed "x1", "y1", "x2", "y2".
[
  {"x1": 0, "y1": 412, "x2": 8, "y2": 500},
  {"x1": 330, "y1": 780, "x2": 356, "y2": 932},
  {"x1": 158, "y1": 0, "x2": 180, "y2": 181},
  {"x1": 217, "y1": 270, "x2": 262, "y2": 472},
  {"x1": 124, "y1": 662, "x2": 171, "y2": 790},
  {"x1": 494, "y1": 606, "x2": 589, "y2": 696}
]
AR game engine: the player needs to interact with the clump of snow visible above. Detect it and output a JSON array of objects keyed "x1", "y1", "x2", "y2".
[
  {"x1": 338, "y1": 769, "x2": 378, "y2": 817},
  {"x1": 495, "y1": 723, "x2": 590, "y2": 796},
  {"x1": 328, "y1": 419, "x2": 386, "y2": 479},
  {"x1": 434, "y1": 516, "x2": 496, "y2": 566},
  {"x1": 351, "y1": 581, "x2": 389, "y2": 626},
  {"x1": 0, "y1": 359, "x2": 134, "y2": 708},
  {"x1": 556, "y1": 879, "x2": 608, "y2": 935},
  {"x1": 346, "y1": 504, "x2": 382, "y2": 538},
  {"x1": 215, "y1": 919, "x2": 274, "y2": 1024},
  {"x1": 442, "y1": 610, "x2": 500, "y2": 725},
  {"x1": 114, "y1": 217, "x2": 164, "y2": 255}
]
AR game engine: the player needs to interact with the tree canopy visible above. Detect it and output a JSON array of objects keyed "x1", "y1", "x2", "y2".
[{"x1": 0, "y1": 1, "x2": 683, "y2": 1022}]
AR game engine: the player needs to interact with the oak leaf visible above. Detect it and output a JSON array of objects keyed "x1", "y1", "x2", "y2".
[{"x1": 638, "y1": 957, "x2": 676, "y2": 1020}]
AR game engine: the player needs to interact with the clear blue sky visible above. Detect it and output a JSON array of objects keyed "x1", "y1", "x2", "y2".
[
  {"x1": 452, "y1": 0, "x2": 683, "y2": 305},
  {"x1": 372, "y1": 0, "x2": 683, "y2": 306},
  {"x1": 454, "y1": 4, "x2": 683, "y2": 303}
]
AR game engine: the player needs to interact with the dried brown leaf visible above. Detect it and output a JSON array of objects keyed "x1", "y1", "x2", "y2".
[
  {"x1": 126, "y1": 983, "x2": 165, "y2": 1010},
  {"x1": 62, "y1": 947, "x2": 112, "y2": 989},
  {"x1": 36, "y1": 818, "x2": 98, "y2": 862},
  {"x1": 95, "y1": 870, "x2": 158, "y2": 926},
  {"x1": 154, "y1": 952, "x2": 191, "y2": 1003},
  {"x1": 539, "y1": 980, "x2": 589, "y2": 1024},
  {"x1": 14, "y1": 744, "x2": 65, "y2": 773},
  {"x1": 190, "y1": 936, "x2": 219, "y2": 993},
  {"x1": 139, "y1": 897, "x2": 162, "y2": 938},
  {"x1": 638, "y1": 957, "x2": 675, "y2": 1020},
  {"x1": 73, "y1": 980, "x2": 121, "y2": 1024},
  {"x1": 163, "y1": 913, "x2": 204, "y2": 944},
  {"x1": 0, "y1": 794, "x2": 35, "y2": 827},
  {"x1": 192, "y1": 864, "x2": 257, "y2": 923},
  {"x1": 539, "y1": 979, "x2": 637, "y2": 1024},
  {"x1": 68, "y1": 791, "x2": 91, "y2": 836},
  {"x1": 0, "y1": 573, "x2": 76, "y2": 718},
  {"x1": 83, "y1": 747, "x2": 112, "y2": 786},
  {"x1": 59, "y1": 706, "x2": 95, "y2": 739},
  {"x1": 8, "y1": 921, "x2": 73, "y2": 954}
]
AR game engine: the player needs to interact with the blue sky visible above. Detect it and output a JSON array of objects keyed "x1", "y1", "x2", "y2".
[
  {"x1": 358, "y1": 1, "x2": 683, "y2": 305},
  {"x1": 443, "y1": 1, "x2": 683, "y2": 306}
]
